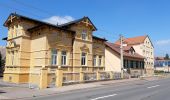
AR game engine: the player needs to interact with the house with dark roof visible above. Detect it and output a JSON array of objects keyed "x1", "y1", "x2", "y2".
[
  {"x1": 105, "y1": 42, "x2": 145, "y2": 77},
  {"x1": 114, "y1": 35, "x2": 154, "y2": 76},
  {"x1": 3, "y1": 13, "x2": 107, "y2": 85}
]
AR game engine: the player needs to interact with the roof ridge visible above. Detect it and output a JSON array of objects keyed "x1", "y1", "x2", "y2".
[
  {"x1": 125, "y1": 35, "x2": 147, "y2": 39},
  {"x1": 58, "y1": 17, "x2": 85, "y2": 27}
]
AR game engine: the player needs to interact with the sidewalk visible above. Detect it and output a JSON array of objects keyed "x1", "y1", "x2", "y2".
[{"x1": 0, "y1": 77, "x2": 161, "y2": 100}]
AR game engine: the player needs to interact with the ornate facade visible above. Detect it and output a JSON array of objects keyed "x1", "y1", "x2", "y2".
[{"x1": 3, "y1": 13, "x2": 106, "y2": 83}]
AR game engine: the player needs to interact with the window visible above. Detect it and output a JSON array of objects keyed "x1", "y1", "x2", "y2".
[
  {"x1": 11, "y1": 51, "x2": 14, "y2": 65},
  {"x1": 130, "y1": 61, "x2": 133, "y2": 68},
  {"x1": 51, "y1": 49, "x2": 57, "y2": 65},
  {"x1": 129, "y1": 49, "x2": 135, "y2": 55},
  {"x1": 11, "y1": 27, "x2": 14, "y2": 38},
  {"x1": 143, "y1": 50, "x2": 145, "y2": 55},
  {"x1": 98, "y1": 55, "x2": 102, "y2": 66},
  {"x1": 15, "y1": 25, "x2": 18, "y2": 37},
  {"x1": 82, "y1": 30, "x2": 87, "y2": 40},
  {"x1": 61, "y1": 51, "x2": 67, "y2": 65},
  {"x1": 93, "y1": 55, "x2": 96, "y2": 66},
  {"x1": 81, "y1": 52, "x2": 86, "y2": 66}
]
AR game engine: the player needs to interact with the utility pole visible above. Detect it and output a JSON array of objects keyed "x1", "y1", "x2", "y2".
[{"x1": 120, "y1": 34, "x2": 124, "y2": 79}]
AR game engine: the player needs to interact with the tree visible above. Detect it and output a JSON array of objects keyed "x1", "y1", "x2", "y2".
[{"x1": 165, "y1": 53, "x2": 170, "y2": 60}]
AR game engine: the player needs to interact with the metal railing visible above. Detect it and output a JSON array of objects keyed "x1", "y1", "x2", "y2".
[
  {"x1": 83, "y1": 72, "x2": 97, "y2": 82},
  {"x1": 112, "y1": 72, "x2": 121, "y2": 80},
  {"x1": 100, "y1": 72, "x2": 110, "y2": 80},
  {"x1": 63, "y1": 72, "x2": 80, "y2": 85}
]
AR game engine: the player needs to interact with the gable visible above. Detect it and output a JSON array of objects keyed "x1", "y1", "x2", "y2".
[
  {"x1": 59, "y1": 17, "x2": 97, "y2": 31},
  {"x1": 4, "y1": 13, "x2": 74, "y2": 33},
  {"x1": 144, "y1": 36, "x2": 154, "y2": 48}
]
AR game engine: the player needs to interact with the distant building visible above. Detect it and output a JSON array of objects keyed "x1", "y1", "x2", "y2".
[
  {"x1": 154, "y1": 57, "x2": 170, "y2": 72},
  {"x1": 105, "y1": 42, "x2": 145, "y2": 77},
  {"x1": 115, "y1": 35, "x2": 154, "y2": 75}
]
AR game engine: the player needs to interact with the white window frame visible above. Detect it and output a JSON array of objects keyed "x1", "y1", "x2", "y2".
[
  {"x1": 81, "y1": 52, "x2": 87, "y2": 66},
  {"x1": 11, "y1": 27, "x2": 14, "y2": 38},
  {"x1": 93, "y1": 55, "x2": 97, "y2": 66},
  {"x1": 11, "y1": 51, "x2": 14, "y2": 66},
  {"x1": 82, "y1": 30, "x2": 87, "y2": 40},
  {"x1": 98, "y1": 55, "x2": 102, "y2": 66},
  {"x1": 61, "y1": 51, "x2": 67, "y2": 65},
  {"x1": 51, "y1": 49, "x2": 57, "y2": 65}
]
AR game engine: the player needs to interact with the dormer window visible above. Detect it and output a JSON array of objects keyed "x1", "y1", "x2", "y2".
[
  {"x1": 129, "y1": 49, "x2": 135, "y2": 55},
  {"x1": 82, "y1": 30, "x2": 87, "y2": 40}
]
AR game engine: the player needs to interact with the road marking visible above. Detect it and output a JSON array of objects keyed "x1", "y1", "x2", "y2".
[
  {"x1": 147, "y1": 85, "x2": 160, "y2": 89},
  {"x1": 90, "y1": 94, "x2": 117, "y2": 100}
]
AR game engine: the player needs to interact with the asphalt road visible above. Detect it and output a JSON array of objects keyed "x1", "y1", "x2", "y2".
[{"x1": 29, "y1": 78, "x2": 170, "y2": 100}]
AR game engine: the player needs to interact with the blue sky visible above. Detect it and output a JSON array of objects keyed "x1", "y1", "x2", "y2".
[{"x1": 0, "y1": 0, "x2": 170, "y2": 56}]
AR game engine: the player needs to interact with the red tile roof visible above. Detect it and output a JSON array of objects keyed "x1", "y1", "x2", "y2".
[
  {"x1": 115, "y1": 35, "x2": 147, "y2": 45},
  {"x1": 105, "y1": 42, "x2": 144, "y2": 59}
]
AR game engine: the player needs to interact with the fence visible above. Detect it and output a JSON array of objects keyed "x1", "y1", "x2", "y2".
[
  {"x1": 60, "y1": 71, "x2": 129, "y2": 87},
  {"x1": 112, "y1": 72, "x2": 121, "y2": 80},
  {"x1": 63, "y1": 72, "x2": 80, "y2": 85},
  {"x1": 31, "y1": 67, "x2": 131, "y2": 89},
  {"x1": 83, "y1": 72, "x2": 97, "y2": 82},
  {"x1": 100, "y1": 72, "x2": 111, "y2": 80}
]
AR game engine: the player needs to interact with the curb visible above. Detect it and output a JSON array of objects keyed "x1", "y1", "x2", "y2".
[{"x1": 8, "y1": 78, "x2": 139, "y2": 100}]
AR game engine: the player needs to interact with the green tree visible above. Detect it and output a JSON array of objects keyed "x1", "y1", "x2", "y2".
[{"x1": 165, "y1": 53, "x2": 170, "y2": 60}]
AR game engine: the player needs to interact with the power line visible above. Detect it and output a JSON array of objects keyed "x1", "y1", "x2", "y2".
[
  {"x1": 11, "y1": 0, "x2": 55, "y2": 16},
  {"x1": 3, "y1": 0, "x2": 120, "y2": 41},
  {"x1": 0, "y1": 2, "x2": 47, "y2": 19},
  {"x1": 10, "y1": 0, "x2": 120, "y2": 41},
  {"x1": 12, "y1": 0, "x2": 120, "y2": 39},
  {"x1": 96, "y1": 29, "x2": 119, "y2": 39}
]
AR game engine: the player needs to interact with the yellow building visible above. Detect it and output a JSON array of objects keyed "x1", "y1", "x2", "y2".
[
  {"x1": 115, "y1": 35, "x2": 154, "y2": 75},
  {"x1": 3, "y1": 13, "x2": 106, "y2": 84}
]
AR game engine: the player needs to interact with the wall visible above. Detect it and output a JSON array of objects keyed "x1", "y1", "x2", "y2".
[
  {"x1": 132, "y1": 36, "x2": 154, "y2": 75},
  {"x1": 105, "y1": 47, "x2": 121, "y2": 72},
  {"x1": 3, "y1": 18, "x2": 37, "y2": 83},
  {"x1": 93, "y1": 38, "x2": 105, "y2": 69},
  {"x1": 70, "y1": 22, "x2": 93, "y2": 72}
]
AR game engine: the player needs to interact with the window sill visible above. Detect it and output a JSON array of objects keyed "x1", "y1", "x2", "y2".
[
  {"x1": 93, "y1": 66, "x2": 105, "y2": 67},
  {"x1": 81, "y1": 65, "x2": 88, "y2": 67},
  {"x1": 61, "y1": 65, "x2": 71, "y2": 67}
]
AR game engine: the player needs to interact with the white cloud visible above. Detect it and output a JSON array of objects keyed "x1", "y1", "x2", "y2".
[
  {"x1": 156, "y1": 39, "x2": 170, "y2": 45},
  {"x1": 43, "y1": 16, "x2": 74, "y2": 25}
]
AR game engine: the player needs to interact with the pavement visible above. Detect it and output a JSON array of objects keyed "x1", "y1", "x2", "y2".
[{"x1": 0, "y1": 75, "x2": 166, "y2": 100}]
